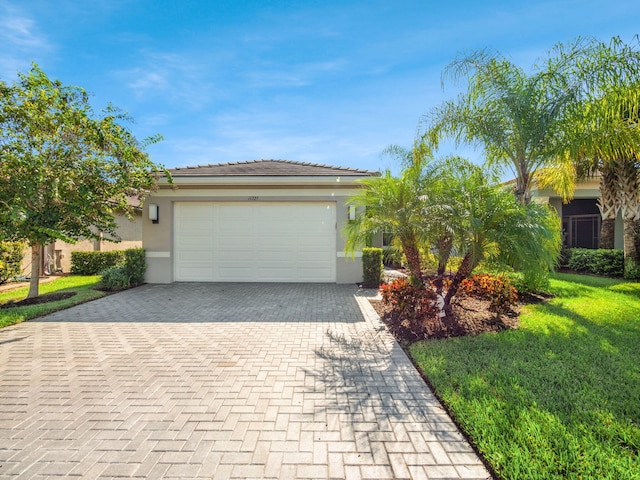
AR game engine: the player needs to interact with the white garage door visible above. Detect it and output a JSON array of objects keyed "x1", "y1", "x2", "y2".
[{"x1": 174, "y1": 202, "x2": 337, "y2": 282}]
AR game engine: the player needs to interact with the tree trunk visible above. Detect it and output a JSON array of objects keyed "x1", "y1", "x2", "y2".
[
  {"x1": 28, "y1": 243, "x2": 41, "y2": 299},
  {"x1": 618, "y1": 159, "x2": 640, "y2": 277},
  {"x1": 433, "y1": 235, "x2": 452, "y2": 296},
  {"x1": 401, "y1": 238, "x2": 423, "y2": 286},
  {"x1": 599, "y1": 219, "x2": 617, "y2": 249},
  {"x1": 597, "y1": 163, "x2": 620, "y2": 249},
  {"x1": 443, "y1": 252, "x2": 474, "y2": 307},
  {"x1": 514, "y1": 161, "x2": 531, "y2": 205}
]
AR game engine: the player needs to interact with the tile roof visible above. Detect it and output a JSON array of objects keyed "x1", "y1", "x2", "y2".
[{"x1": 167, "y1": 160, "x2": 378, "y2": 177}]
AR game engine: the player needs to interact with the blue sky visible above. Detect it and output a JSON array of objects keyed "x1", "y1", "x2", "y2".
[{"x1": 1, "y1": 0, "x2": 638, "y2": 174}]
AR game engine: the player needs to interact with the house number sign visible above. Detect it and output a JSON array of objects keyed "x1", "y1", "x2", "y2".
[{"x1": 248, "y1": 196, "x2": 259, "y2": 201}]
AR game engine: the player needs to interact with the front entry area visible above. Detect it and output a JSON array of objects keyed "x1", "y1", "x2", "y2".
[{"x1": 173, "y1": 202, "x2": 337, "y2": 282}]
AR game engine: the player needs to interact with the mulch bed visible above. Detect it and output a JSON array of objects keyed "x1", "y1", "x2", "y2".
[
  {"x1": 0, "y1": 291, "x2": 77, "y2": 309},
  {"x1": 369, "y1": 294, "x2": 523, "y2": 342}
]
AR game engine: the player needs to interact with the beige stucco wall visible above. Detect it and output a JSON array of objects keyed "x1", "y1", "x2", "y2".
[
  {"x1": 143, "y1": 183, "x2": 366, "y2": 284},
  {"x1": 20, "y1": 213, "x2": 142, "y2": 276}
]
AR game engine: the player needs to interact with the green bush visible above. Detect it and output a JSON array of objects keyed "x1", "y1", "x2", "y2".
[
  {"x1": 99, "y1": 248, "x2": 146, "y2": 291},
  {"x1": 0, "y1": 241, "x2": 26, "y2": 285},
  {"x1": 100, "y1": 265, "x2": 131, "y2": 291},
  {"x1": 123, "y1": 248, "x2": 146, "y2": 285},
  {"x1": 71, "y1": 250, "x2": 126, "y2": 275},
  {"x1": 566, "y1": 248, "x2": 624, "y2": 277},
  {"x1": 362, "y1": 247, "x2": 383, "y2": 287},
  {"x1": 624, "y1": 258, "x2": 640, "y2": 281}
]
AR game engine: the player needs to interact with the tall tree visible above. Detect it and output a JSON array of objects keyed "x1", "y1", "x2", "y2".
[
  {"x1": 552, "y1": 36, "x2": 640, "y2": 272},
  {"x1": 424, "y1": 48, "x2": 581, "y2": 204},
  {"x1": 0, "y1": 65, "x2": 167, "y2": 297},
  {"x1": 344, "y1": 152, "x2": 431, "y2": 285}
]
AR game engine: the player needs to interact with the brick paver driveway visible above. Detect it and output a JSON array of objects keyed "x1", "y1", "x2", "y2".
[{"x1": 0, "y1": 283, "x2": 490, "y2": 479}]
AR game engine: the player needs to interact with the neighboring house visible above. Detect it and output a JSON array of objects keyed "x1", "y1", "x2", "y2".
[
  {"x1": 143, "y1": 160, "x2": 378, "y2": 284},
  {"x1": 20, "y1": 197, "x2": 143, "y2": 276},
  {"x1": 530, "y1": 175, "x2": 624, "y2": 250}
]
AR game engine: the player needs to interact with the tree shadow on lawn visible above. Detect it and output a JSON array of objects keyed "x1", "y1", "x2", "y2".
[
  {"x1": 441, "y1": 298, "x2": 639, "y2": 470},
  {"x1": 523, "y1": 300, "x2": 640, "y2": 415},
  {"x1": 408, "y1": 297, "x2": 640, "y2": 478}
]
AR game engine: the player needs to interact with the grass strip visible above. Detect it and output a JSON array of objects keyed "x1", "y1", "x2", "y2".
[
  {"x1": 0, "y1": 276, "x2": 105, "y2": 328},
  {"x1": 410, "y1": 272, "x2": 640, "y2": 480}
]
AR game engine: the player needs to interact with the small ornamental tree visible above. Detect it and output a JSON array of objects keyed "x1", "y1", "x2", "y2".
[{"x1": 0, "y1": 65, "x2": 170, "y2": 298}]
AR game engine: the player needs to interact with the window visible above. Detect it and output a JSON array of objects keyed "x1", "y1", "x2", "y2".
[{"x1": 562, "y1": 214, "x2": 601, "y2": 249}]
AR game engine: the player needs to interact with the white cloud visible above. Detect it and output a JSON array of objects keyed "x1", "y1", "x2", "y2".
[
  {"x1": 127, "y1": 71, "x2": 168, "y2": 93},
  {"x1": 0, "y1": 2, "x2": 51, "y2": 79},
  {"x1": 114, "y1": 51, "x2": 222, "y2": 110},
  {"x1": 244, "y1": 59, "x2": 348, "y2": 88}
]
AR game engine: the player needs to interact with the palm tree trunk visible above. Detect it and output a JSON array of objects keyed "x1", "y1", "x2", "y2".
[
  {"x1": 433, "y1": 235, "x2": 452, "y2": 296},
  {"x1": 28, "y1": 243, "x2": 41, "y2": 299},
  {"x1": 597, "y1": 163, "x2": 620, "y2": 249},
  {"x1": 401, "y1": 238, "x2": 423, "y2": 286},
  {"x1": 443, "y1": 252, "x2": 474, "y2": 307},
  {"x1": 618, "y1": 159, "x2": 640, "y2": 276},
  {"x1": 514, "y1": 160, "x2": 531, "y2": 204}
]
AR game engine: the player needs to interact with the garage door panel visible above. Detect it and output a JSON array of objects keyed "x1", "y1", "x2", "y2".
[{"x1": 174, "y1": 202, "x2": 336, "y2": 282}]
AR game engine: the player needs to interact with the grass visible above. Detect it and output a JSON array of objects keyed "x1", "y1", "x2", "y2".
[
  {"x1": 410, "y1": 272, "x2": 640, "y2": 480},
  {"x1": 0, "y1": 276, "x2": 105, "y2": 328}
]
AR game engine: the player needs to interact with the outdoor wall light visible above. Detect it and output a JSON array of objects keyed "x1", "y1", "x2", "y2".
[
  {"x1": 149, "y1": 204, "x2": 159, "y2": 224},
  {"x1": 348, "y1": 205, "x2": 356, "y2": 221}
]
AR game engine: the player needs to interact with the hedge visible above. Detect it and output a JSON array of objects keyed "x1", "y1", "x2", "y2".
[
  {"x1": 362, "y1": 247, "x2": 383, "y2": 287},
  {"x1": 71, "y1": 250, "x2": 126, "y2": 275},
  {"x1": 565, "y1": 248, "x2": 624, "y2": 277},
  {"x1": 100, "y1": 248, "x2": 147, "y2": 291}
]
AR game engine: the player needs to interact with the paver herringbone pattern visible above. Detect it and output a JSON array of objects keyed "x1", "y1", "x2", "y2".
[{"x1": 0, "y1": 283, "x2": 490, "y2": 479}]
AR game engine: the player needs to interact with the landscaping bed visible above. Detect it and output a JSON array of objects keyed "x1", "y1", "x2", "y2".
[
  {"x1": 0, "y1": 291, "x2": 76, "y2": 309},
  {"x1": 370, "y1": 294, "x2": 520, "y2": 340}
]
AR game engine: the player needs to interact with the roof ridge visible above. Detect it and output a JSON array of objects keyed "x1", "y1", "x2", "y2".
[{"x1": 171, "y1": 159, "x2": 376, "y2": 174}]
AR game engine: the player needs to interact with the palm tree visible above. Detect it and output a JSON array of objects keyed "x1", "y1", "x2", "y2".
[
  {"x1": 344, "y1": 154, "x2": 429, "y2": 285},
  {"x1": 430, "y1": 159, "x2": 561, "y2": 312},
  {"x1": 424, "y1": 48, "x2": 581, "y2": 204},
  {"x1": 345, "y1": 152, "x2": 561, "y2": 318},
  {"x1": 552, "y1": 36, "x2": 640, "y2": 272}
]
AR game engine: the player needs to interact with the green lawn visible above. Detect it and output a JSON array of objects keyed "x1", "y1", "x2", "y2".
[
  {"x1": 410, "y1": 272, "x2": 640, "y2": 480},
  {"x1": 0, "y1": 276, "x2": 105, "y2": 328}
]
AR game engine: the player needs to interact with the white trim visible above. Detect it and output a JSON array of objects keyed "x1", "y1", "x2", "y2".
[
  {"x1": 159, "y1": 175, "x2": 368, "y2": 187},
  {"x1": 146, "y1": 251, "x2": 171, "y2": 258},
  {"x1": 149, "y1": 187, "x2": 360, "y2": 198},
  {"x1": 337, "y1": 251, "x2": 362, "y2": 258}
]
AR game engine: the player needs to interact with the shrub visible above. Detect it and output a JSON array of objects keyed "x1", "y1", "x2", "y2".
[
  {"x1": 0, "y1": 241, "x2": 25, "y2": 285},
  {"x1": 459, "y1": 273, "x2": 518, "y2": 313},
  {"x1": 380, "y1": 277, "x2": 439, "y2": 341},
  {"x1": 100, "y1": 265, "x2": 130, "y2": 291},
  {"x1": 382, "y1": 246, "x2": 402, "y2": 268},
  {"x1": 123, "y1": 248, "x2": 146, "y2": 285},
  {"x1": 99, "y1": 248, "x2": 146, "y2": 291},
  {"x1": 566, "y1": 248, "x2": 624, "y2": 277},
  {"x1": 624, "y1": 258, "x2": 640, "y2": 281},
  {"x1": 71, "y1": 250, "x2": 125, "y2": 275},
  {"x1": 362, "y1": 247, "x2": 383, "y2": 287}
]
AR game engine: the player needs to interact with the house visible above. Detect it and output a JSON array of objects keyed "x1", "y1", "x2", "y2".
[
  {"x1": 20, "y1": 196, "x2": 143, "y2": 276},
  {"x1": 142, "y1": 160, "x2": 378, "y2": 284},
  {"x1": 530, "y1": 175, "x2": 624, "y2": 250}
]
